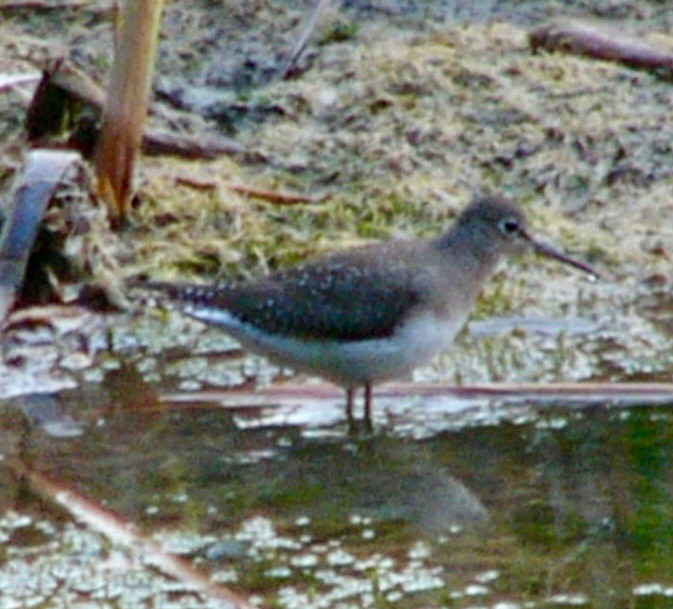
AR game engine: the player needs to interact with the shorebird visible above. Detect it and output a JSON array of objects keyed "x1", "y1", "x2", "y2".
[{"x1": 136, "y1": 195, "x2": 597, "y2": 429}]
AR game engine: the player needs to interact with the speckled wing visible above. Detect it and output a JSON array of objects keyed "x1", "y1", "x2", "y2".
[{"x1": 142, "y1": 244, "x2": 428, "y2": 341}]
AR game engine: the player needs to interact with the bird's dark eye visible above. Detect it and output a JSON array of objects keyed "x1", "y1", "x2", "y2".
[{"x1": 499, "y1": 217, "x2": 520, "y2": 236}]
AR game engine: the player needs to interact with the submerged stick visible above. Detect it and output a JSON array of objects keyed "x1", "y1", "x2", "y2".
[
  {"x1": 9, "y1": 458, "x2": 260, "y2": 609},
  {"x1": 161, "y1": 381, "x2": 673, "y2": 407}
]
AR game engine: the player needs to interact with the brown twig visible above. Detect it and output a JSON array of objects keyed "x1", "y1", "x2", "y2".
[
  {"x1": 144, "y1": 129, "x2": 244, "y2": 158},
  {"x1": 530, "y1": 20, "x2": 673, "y2": 81},
  {"x1": 161, "y1": 381, "x2": 673, "y2": 406},
  {"x1": 172, "y1": 178, "x2": 329, "y2": 202},
  {"x1": 228, "y1": 184, "x2": 330, "y2": 205},
  {"x1": 8, "y1": 458, "x2": 260, "y2": 609},
  {"x1": 25, "y1": 59, "x2": 246, "y2": 160}
]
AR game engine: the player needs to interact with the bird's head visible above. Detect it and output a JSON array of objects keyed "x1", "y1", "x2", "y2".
[{"x1": 454, "y1": 196, "x2": 598, "y2": 278}]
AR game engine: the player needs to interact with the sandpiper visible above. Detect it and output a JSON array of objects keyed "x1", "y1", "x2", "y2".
[{"x1": 137, "y1": 196, "x2": 597, "y2": 429}]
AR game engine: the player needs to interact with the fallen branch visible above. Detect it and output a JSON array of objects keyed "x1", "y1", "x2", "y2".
[
  {"x1": 172, "y1": 177, "x2": 329, "y2": 203},
  {"x1": 25, "y1": 59, "x2": 244, "y2": 159},
  {"x1": 8, "y1": 458, "x2": 260, "y2": 609},
  {"x1": 144, "y1": 129, "x2": 244, "y2": 158},
  {"x1": 161, "y1": 381, "x2": 673, "y2": 407},
  {"x1": 529, "y1": 20, "x2": 673, "y2": 80},
  {"x1": 228, "y1": 184, "x2": 330, "y2": 205}
]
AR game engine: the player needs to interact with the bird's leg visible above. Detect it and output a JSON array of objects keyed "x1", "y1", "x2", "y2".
[
  {"x1": 363, "y1": 382, "x2": 373, "y2": 432},
  {"x1": 346, "y1": 387, "x2": 356, "y2": 427}
]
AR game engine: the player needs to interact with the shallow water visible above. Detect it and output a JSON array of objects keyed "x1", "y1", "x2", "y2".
[
  {"x1": 1, "y1": 288, "x2": 672, "y2": 607},
  {"x1": 2, "y1": 363, "x2": 673, "y2": 608},
  {"x1": 2, "y1": 0, "x2": 673, "y2": 604}
]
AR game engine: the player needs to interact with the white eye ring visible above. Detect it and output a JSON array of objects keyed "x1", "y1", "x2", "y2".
[{"x1": 499, "y1": 217, "x2": 520, "y2": 236}]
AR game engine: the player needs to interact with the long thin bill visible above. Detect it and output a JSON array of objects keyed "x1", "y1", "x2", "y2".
[{"x1": 525, "y1": 231, "x2": 600, "y2": 279}]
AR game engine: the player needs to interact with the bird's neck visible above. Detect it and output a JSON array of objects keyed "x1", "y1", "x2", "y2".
[{"x1": 433, "y1": 227, "x2": 504, "y2": 288}]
